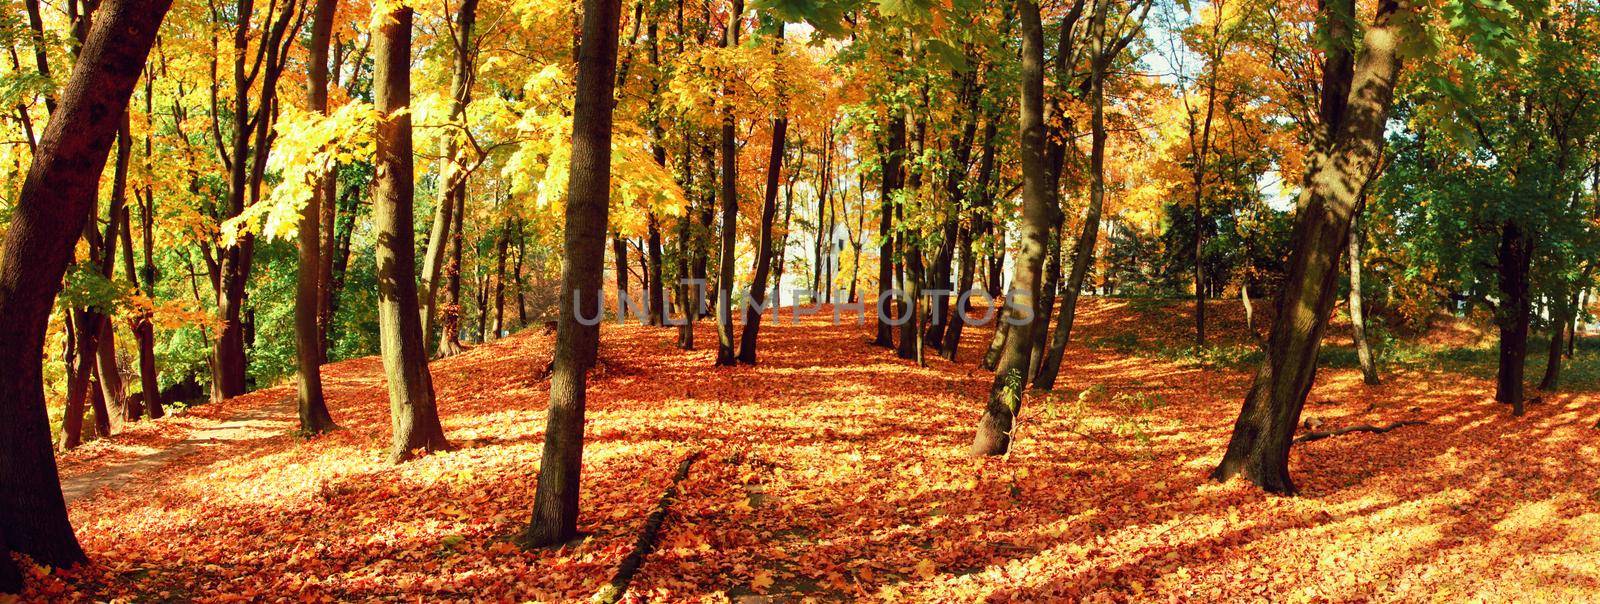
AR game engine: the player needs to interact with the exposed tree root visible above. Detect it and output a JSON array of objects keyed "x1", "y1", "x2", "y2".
[
  {"x1": 592, "y1": 449, "x2": 703, "y2": 604},
  {"x1": 1293, "y1": 420, "x2": 1426, "y2": 444}
]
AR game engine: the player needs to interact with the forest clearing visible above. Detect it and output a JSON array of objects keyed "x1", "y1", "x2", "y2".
[
  {"x1": 4, "y1": 0, "x2": 1600, "y2": 600},
  {"x1": 29, "y1": 300, "x2": 1600, "y2": 601}
]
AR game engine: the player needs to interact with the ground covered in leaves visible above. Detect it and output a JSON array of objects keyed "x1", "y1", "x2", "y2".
[{"x1": 33, "y1": 299, "x2": 1600, "y2": 602}]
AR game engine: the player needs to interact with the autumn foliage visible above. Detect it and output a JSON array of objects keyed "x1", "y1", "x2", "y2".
[{"x1": 23, "y1": 301, "x2": 1597, "y2": 601}]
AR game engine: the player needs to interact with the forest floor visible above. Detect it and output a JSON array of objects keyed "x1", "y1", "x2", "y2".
[{"x1": 33, "y1": 299, "x2": 1600, "y2": 602}]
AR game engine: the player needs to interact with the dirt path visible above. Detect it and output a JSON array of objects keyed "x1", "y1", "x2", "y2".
[{"x1": 60, "y1": 396, "x2": 294, "y2": 505}]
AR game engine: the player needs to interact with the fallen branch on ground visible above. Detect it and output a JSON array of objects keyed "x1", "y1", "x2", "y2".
[
  {"x1": 1293, "y1": 420, "x2": 1426, "y2": 444},
  {"x1": 591, "y1": 449, "x2": 703, "y2": 604}
]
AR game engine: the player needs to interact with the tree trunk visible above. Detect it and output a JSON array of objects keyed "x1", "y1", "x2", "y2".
[
  {"x1": 514, "y1": 224, "x2": 530, "y2": 328},
  {"x1": 437, "y1": 185, "x2": 468, "y2": 357},
  {"x1": 694, "y1": 145, "x2": 714, "y2": 318},
  {"x1": 1348, "y1": 211, "x2": 1379, "y2": 385},
  {"x1": 713, "y1": 0, "x2": 743, "y2": 365},
  {"x1": 945, "y1": 115, "x2": 999, "y2": 361},
  {"x1": 494, "y1": 228, "x2": 510, "y2": 338},
  {"x1": 1540, "y1": 302, "x2": 1565, "y2": 391},
  {"x1": 421, "y1": 0, "x2": 480, "y2": 348},
  {"x1": 1211, "y1": 0, "x2": 1407, "y2": 494},
  {"x1": 647, "y1": 214, "x2": 665, "y2": 325},
  {"x1": 736, "y1": 103, "x2": 788, "y2": 365},
  {"x1": 293, "y1": 0, "x2": 341, "y2": 436},
  {"x1": 973, "y1": 0, "x2": 1052, "y2": 456},
  {"x1": 874, "y1": 112, "x2": 906, "y2": 349},
  {"x1": 522, "y1": 0, "x2": 621, "y2": 548},
  {"x1": 674, "y1": 136, "x2": 696, "y2": 349},
  {"x1": 372, "y1": 6, "x2": 450, "y2": 463},
  {"x1": 61, "y1": 309, "x2": 98, "y2": 450},
  {"x1": 1035, "y1": 10, "x2": 1115, "y2": 391},
  {"x1": 0, "y1": 0, "x2": 170, "y2": 591},
  {"x1": 1025, "y1": 226, "x2": 1060, "y2": 381},
  {"x1": 1495, "y1": 219, "x2": 1531, "y2": 415},
  {"x1": 212, "y1": 0, "x2": 298, "y2": 404},
  {"x1": 132, "y1": 82, "x2": 163, "y2": 420}
]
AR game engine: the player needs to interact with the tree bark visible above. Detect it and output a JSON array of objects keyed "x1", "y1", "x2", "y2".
[
  {"x1": 973, "y1": 0, "x2": 1052, "y2": 456},
  {"x1": 494, "y1": 227, "x2": 510, "y2": 338},
  {"x1": 1495, "y1": 219, "x2": 1531, "y2": 415},
  {"x1": 1539, "y1": 299, "x2": 1565, "y2": 391},
  {"x1": 944, "y1": 115, "x2": 999, "y2": 361},
  {"x1": 0, "y1": 0, "x2": 171, "y2": 591},
  {"x1": 1035, "y1": 0, "x2": 1130, "y2": 390},
  {"x1": 294, "y1": 0, "x2": 340, "y2": 436},
  {"x1": 713, "y1": 0, "x2": 743, "y2": 365},
  {"x1": 1348, "y1": 211, "x2": 1379, "y2": 385},
  {"x1": 437, "y1": 185, "x2": 468, "y2": 357},
  {"x1": 372, "y1": 6, "x2": 451, "y2": 463},
  {"x1": 212, "y1": 0, "x2": 299, "y2": 403},
  {"x1": 133, "y1": 78, "x2": 163, "y2": 420},
  {"x1": 1211, "y1": 0, "x2": 1407, "y2": 494},
  {"x1": 523, "y1": 0, "x2": 621, "y2": 548},
  {"x1": 874, "y1": 111, "x2": 906, "y2": 349},
  {"x1": 736, "y1": 102, "x2": 787, "y2": 364},
  {"x1": 421, "y1": 0, "x2": 481, "y2": 348}
]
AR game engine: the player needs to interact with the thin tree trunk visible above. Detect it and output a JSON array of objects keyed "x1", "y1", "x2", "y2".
[
  {"x1": 133, "y1": 78, "x2": 163, "y2": 420},
  {"x1": 212, "y1": 0, "x2": 298, "y2": 404},
  {"x1": 973, "y1": 0, "x2": 1052, "y2": 456},
  {"x1": 1036, "y1": 6, "x2": 1115, "y2": 390},
  {"x1": 295, "y1": 0, "x2": 340, "y2": 436},
  {"x1": 1540, "y1": 301, "x2": 1565, "y2": 391},
  {"x1": 522, "y1": 0, "x2": 621, "y2": 548},
  {"x1": 1025, "y1": 226, "x2": 1060, "y2": 381},
  {"x1": 494, "y1": 227, "x2": 510, "y2": 338},
  {"x1": 372, "y1": 6, "x2": 450, "y2": 463},
  {"x1": 736, "y1": 75, "x2": 788, "y2": 364},
  {"x1": 946, "y1": 115, "x2": 999, "y2": 362},
  {"x1": 874, "y1": 112, "x2": 906, "y2": 349},
  {"x1": 0, "y1": 0, "x2": 170, "y2": 590},
  {"x1": 437, "y1": 185, "x2": 468, "y2": 357},
  {"x1": 713, "y1": 0, "x2": 744, "y2": 365},
  {"x1": 1211, "y1": 0, "x2": 1406, "y2": 493},
  {"x1": 421, "y1": 0, "x2": 480, "y2": 348},
  {"x1": 1348, "y1": 211, "x2": 1379, "y2": 385}
]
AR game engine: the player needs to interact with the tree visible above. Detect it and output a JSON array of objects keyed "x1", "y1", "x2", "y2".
[
  {"x1": 0, "y1": 0, "x2": 172, "y2": 592},
  {"x1": 372, "y1": 6, "x2": 451, "y2": 463},
  {"x1": 736, "y1": 26, "x2": 790, "y2": 365},
  {"x1": 522, "y1": 0, "x2": 624, "y2": 548},
  {"x1": 210, "y1": 0, "x2": 304, "y2": 403},
  {"x1": 1348, "y1": 210, "x2": 1380, "y2": 385},
  {"x1": 714, "y1": 0, "x2": 744, "y2": 366},
  {"x1": 1211, "y1": 0, "x2": 1408, "y2": 494},
  {"x1": 421, "y1": 0, "x2": 482, "y2": 351},
  {"x1": 972, "y1": 0, "x2": 1052, "y2": 457},
  {"x1": 294, "y1": 0, "x2": 341, "y2": 436}
]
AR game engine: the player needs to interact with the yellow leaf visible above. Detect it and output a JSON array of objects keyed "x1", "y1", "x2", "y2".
[
  {"x1": 751, "y1": 571, "x2": 774, "y2": 592},
  {"x1": 913, "y1": 559, "x2": 936, "y2": 580}
]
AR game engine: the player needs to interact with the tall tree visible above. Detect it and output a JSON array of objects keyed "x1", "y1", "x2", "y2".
[
  {"x1": 1211, "y1": 0, "x2": 1408, "y2": 494},
  {"x1": 972, "y1": 0, "x2": 1052, "y2": 456},
  {"x1": 874, "y1": 110, "x2": 907, "y2": 349},
  {"x1": 294, "y1": 0, "x2": 341, "y2": 436},
  {"x1": 372, "y1": 6, "x2": 451, "y2": 463},
  {"x1": 0, "y1": 0, "x2": 172, "y2": 592},
  {"x1": 713, "y1": 0, "x2": 744, "y2": 366},
  {"x1": 421, "y1": 0, "x2": 482, "y2": 349},
  {"x1": 1348, "y1": 210, "x2": 1380, "y2": 385},
  {"x1": 209, "y1": 0, "x2": 303, "y2": 403},
  {"x1": 736, "y1": 26, "x2": 788, "y2": 365},
  {"x1": 523, "y1": 0, "x2": 622, "y2": 548}
]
